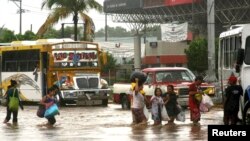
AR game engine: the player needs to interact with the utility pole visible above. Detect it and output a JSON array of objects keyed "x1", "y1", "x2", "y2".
[
  {"x1": 105, "y1": 14, "x2": 108, "y2": 41},
  {"x1": 10, "y1": 0, "x2": 23, "y2": 34},
  {"x1": 207, "y1": 0, "x2": 217, "y2": 82}
]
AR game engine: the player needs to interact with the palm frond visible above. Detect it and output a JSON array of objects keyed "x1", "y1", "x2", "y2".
[
  {"x1": 79, "y1": 12, "x2": 95, "y2": 40},
  {"x1": 39, "y1": 0, "x2": 102, "y2": 40},
  {"x1": 86, "y1": 0, "x2": 103, "y2": 12},
  {"x1": 37, "y1": 7, "x2": 71, "y2": 36}
]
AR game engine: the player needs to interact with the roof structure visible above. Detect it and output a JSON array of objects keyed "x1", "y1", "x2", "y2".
[{"x1": 104, "y1": 0, "x2": 250, "y2": 30}]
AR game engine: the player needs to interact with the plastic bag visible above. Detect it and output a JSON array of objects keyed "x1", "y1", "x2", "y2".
[
  {"x1": 161, "y1": 106, "x2": 170, "y2": 121},
  {"x1": 143, "y1": 105, "x2": 150, "y2": 120},
  {"x1": 202, "y1": 94, "x2": 214, "y2": 109},
  {"x1": 176, "y1": 105, "x2": 185, "y2": 122},
  {"x1": 194, "y1": 93, "x2": 202, "y2": 103},
  {"x1": 203, "y1": 87, "x2": 213, "y2": 95},
  {"x1": 199, "y1": 102, "x2": 209, "y2": 112},
  {"x1": 9, "y1": 97, "x2": 19, "y2": 111},
  {"x1": 44, "y1": 104, "x2": 59, "y2": 118},
  {"x1": 8, "y1": 89, "x2": 19, "y2": 111},
  {"x1": 37, "y1": 104, "x2": 46, "y2": 118}
]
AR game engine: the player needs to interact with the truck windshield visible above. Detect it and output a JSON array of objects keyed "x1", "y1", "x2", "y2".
[{"x1": 156, "y1": 70, "x2": 193, "y2": 82}]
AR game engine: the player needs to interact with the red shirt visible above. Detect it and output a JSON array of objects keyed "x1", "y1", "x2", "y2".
[{"x1": 188, "y1": 82, "x2": 199, "y2": 109}]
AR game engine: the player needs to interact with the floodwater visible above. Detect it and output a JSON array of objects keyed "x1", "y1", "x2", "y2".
[{"x1": 0, "y1": 104, "x2": 224, "y2": 141}]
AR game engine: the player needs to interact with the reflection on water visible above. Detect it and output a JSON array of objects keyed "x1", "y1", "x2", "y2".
[
  {"x1": 0, "y1": 104, "x2": 223, "y2": 141},
  {"x1": 190, "y1": 125, "x2": 205, "y2": 140}
]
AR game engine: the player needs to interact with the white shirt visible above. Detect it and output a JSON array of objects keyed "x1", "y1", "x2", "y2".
[{"x1": 131, "y1": 91, "x2": 145, "y2": 109}]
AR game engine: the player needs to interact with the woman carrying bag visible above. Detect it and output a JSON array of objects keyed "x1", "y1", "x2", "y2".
[
  {"x1": 3, "y1": 80, "x2": 23, "y2": 125},
  {"x1": 40, "y1": 87, "x2": 59, "y2": 128}
]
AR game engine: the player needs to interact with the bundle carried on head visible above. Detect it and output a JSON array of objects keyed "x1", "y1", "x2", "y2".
[{"x1": 130, "y1": 71, "x2": 147, "y2": 86}]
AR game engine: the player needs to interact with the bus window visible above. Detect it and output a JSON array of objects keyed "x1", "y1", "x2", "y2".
[
  {"x1": 2, "y1": 50, "x2": 39, "y2": 72},
  {"x1": 230, "y1": 37, "x2": 235, "y2": 68}
]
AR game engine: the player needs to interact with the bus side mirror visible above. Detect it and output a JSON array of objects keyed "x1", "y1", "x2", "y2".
[{"x1": 235, "y1": 49, "x2": 244, "y2": 73}]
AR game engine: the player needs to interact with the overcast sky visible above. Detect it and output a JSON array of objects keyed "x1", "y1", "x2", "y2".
[{"x1": 0, "y1": 0, "x2": 127, "y2": 34}]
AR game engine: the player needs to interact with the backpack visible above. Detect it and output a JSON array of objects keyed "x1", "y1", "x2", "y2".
[{"x1": 8, "y1": 89, "x2": 19, "y2": 111}]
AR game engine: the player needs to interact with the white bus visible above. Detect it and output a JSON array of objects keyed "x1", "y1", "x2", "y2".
[{"x1": 219, "y1": 24, "x2": 250, "y2": 124}]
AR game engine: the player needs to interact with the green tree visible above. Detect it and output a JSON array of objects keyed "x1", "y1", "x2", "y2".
[
  {"x1": 43, "y1": 27, "x2": 60, "y2": 38},
  {"x1": 22, "y1": 31, "x2": 37, "y2": 40},
  {"x1": 95, "y1": 25, "x2": 161, "y2": 38},
  {"x1": 0, "y1": 29, "x2": 16, "y2": 42},
  {"x1": 0, "y1": 29, "x2": 39, "y2": 42},
  {"x1": 62, "y1": 26, "x2": 84, "y2": 39},
  {"x1": 95, "y1": 26, "x2": 132, "y2": 37},
  {"x1": 38, "y1": 0, "x2": 102, "y2": 41},
  {"x1": 95, "y1": 28, "x2": 105, "y2": 37},
  {"x1": 145, "y1": 25, "x2": 161, "y2": 39},
  {"x1": 63, "y1": 26, "x2": 75, "y2": 38},
  {"x1": 100, "y1": 52, "x2": 117, "y2": 73},
  {"x1": 184, "y1": 38, "x2": 208, "y2": 74}
]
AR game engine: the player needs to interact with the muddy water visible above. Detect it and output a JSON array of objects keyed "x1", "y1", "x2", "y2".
[{"x1": 0, "y1": 104, "x2": 224, "y2": 141}]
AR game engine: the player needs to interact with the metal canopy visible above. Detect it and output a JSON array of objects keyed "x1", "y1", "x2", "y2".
[{"x1": 105, "y1": 0, "x2": 250, "y2": 26}]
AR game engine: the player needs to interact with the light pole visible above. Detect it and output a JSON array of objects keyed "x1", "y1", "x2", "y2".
[
  {"x1": 10, "y1": 0, "x2": 22, "y2": 34},
  {"x1": 207, "y1": 0, "x2": 217, "y2": 82}
]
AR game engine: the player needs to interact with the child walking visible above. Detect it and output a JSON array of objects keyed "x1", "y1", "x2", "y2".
[
  {"x1": 163, "y1": 85, "x2": 180, "y2": 125},
  {"x1": 40, "y1": 87, "x2": 58, "y2": 127},
  {"x1": 3, "y1": 80, "x2": 23, "y2": 125},
  {"x1": 150, "y1": 87, "x2": 164, "y2": 126}
]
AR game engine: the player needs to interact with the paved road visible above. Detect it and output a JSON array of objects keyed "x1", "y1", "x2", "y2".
[{"x1": 0, "y1": 104, "x2": 224, "y2": 141}]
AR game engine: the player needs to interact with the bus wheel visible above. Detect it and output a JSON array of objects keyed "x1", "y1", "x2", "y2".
[{"x1": 121, "y1": 95, "x2": 130, "y2": 110}]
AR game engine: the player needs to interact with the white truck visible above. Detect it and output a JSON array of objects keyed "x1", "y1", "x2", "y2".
[{"x1": 113, "y1": 67, "x2": 215, "y2": 109}]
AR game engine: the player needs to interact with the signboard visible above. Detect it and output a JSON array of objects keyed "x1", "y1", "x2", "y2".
[
  {"x1": 52, "y1": 50, "x2": 98, "y2": 68},
  {"x1": 104, "y1": 0, "x2": 143, "y2": 12},
  {"x1": 165, "y1": 0, "x2": 201, "y2": 6},
  {"x1": 52, "y1": 43, "x2": 87, "y2": 49},
  {"x1": 161, "y1": 22, "x2": 188, "y2": 42}
]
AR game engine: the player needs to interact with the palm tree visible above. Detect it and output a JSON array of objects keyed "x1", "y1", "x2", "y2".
[{"x1": 37, "y1": 0, "x2": 102, "y2": 41}]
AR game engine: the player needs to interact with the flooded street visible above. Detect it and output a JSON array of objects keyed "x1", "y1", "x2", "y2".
[{"x1": 0, "y1": 104, "x2": 224, "y2": 141}]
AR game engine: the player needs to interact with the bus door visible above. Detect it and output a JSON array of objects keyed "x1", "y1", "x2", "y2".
[
  {"x1": 0, "y1": 54, "x2": 2, "y2": 96},
  {"x1": 41, "y1": 52, "x2": 48, "y2": 96}
]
